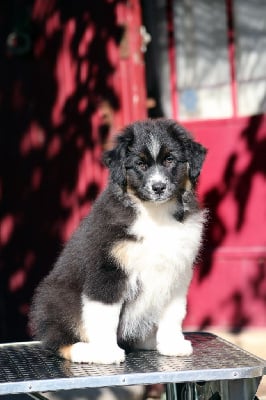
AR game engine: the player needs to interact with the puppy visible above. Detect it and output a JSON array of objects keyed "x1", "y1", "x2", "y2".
[{"x1": 30, "y1": 119, "x2": 207, "y2": 364}]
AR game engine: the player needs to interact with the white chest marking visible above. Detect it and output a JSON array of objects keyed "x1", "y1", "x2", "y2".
[{"x1": 112, "y1": 200, "x2": 205, "y2": 339}]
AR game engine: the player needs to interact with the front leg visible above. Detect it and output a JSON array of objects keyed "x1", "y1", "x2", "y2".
[{"x1": 156, "y1": 296, "x2": 192, "y2": 356}]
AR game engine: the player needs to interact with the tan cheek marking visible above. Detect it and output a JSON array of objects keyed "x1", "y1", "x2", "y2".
[
  {"x1": 184, "y1": 162, "x2": 192, "y2": 190},
  {"x1": 58, "y1": 345, "x2": 73, "y2": 360},
  {"x1": 185, "y1": 177, "x2": 192, "y2": 191},
  {"x1": 126, "y1": 185, "x2": 137, "y2": 199}
]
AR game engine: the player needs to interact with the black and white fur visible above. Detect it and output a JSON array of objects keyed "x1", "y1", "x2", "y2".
[{"x1": 30, "y1": 119, "x2": 207, "y2": 364}]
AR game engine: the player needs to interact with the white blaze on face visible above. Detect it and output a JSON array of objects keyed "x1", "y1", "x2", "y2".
[{"x1": 148, "y1": 135, "x2": 161, "y2": 160}]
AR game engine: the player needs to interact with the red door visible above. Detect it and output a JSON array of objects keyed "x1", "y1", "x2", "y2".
[{"x1": 163, "y1": 0, "x2": 266, "y2": 329}]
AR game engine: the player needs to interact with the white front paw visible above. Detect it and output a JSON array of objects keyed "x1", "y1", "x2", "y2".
[
  {"x1": 157, "y1": 338, "x2": 193, "y2": 357},
  {"x1": 70, "y1": 342, "x2": 125, "y2": 364}
]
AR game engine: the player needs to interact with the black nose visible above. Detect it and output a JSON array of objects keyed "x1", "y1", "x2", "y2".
[{"x1": 152, "y1": 182, "x2": 166, "y2": 194}]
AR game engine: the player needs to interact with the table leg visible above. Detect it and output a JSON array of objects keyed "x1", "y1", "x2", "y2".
[
  {"x1": 226, "y1": 377, "x2": 261, "y2": 400},
  {"x1": 165, "y1": 377, "x2": 262, "y2": 399}
]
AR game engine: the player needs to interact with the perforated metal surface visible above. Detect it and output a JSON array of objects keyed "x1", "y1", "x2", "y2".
[{"x1": 0, "y1": 333, "x2": 265, "y2": 395}]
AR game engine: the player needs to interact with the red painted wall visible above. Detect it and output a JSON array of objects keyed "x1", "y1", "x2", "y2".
[{"x1": 183, "y1": 116, "x2": 266, "y2": 329}]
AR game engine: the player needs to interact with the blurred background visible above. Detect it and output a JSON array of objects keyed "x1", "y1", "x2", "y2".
[{"x1": 0, "y1": 0, "x2": 265, "y2": 396}]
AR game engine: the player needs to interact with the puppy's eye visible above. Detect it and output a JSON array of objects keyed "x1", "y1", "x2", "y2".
[
  {"x1": 164, "y1": 155, "x2": 174, "y2": 166},
  {"x1": 137, "y1": 160, "x2": 148, "y2": 171}
]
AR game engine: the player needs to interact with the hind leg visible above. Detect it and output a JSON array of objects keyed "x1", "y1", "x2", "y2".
[
  {"x1": 59, "y1": 342, "x2": 125, "y2": 364},
  {"x1": 59, "y1": 297, "x2": 125, "y2": 364}
]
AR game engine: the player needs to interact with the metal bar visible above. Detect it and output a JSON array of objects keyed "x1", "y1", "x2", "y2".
[
  {"x1": 28, "y1": 392, "x2": 51, "y2": 400},
  {"x1": 166, "y1": 0, "x2": 179, "y2": 120},
  {"x1": 165, "y1": 383, "x2": 178, "y2": 400},
  {"x1": 225, "y1": 0, "x2": 238, "y2": 118}
]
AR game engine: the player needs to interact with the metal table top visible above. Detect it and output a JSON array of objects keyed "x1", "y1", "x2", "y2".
[{"x1": 0, "y1": 333, "x2": 265, "y2": 395}]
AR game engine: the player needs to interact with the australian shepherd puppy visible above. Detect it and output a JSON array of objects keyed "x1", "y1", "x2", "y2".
[{"x1": 30, "y1": 119, "x2": 207, "y2": 364}]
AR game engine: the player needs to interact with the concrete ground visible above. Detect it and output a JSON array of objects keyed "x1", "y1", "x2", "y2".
[{"x1": 210, "y1": 329, "x2": 266, "y2": 400}]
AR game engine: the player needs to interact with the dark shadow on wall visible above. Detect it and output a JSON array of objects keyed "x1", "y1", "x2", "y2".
[{"x1": 0, "y1": 0, "x2": 124, "y2": 342}]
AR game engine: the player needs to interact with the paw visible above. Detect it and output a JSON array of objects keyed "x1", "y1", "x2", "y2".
[
  {"x1": 67, "y1": 342, "x2": 126, "y2": 364},
  {"x1": 157, "y1": 338, "x2": 193, "y2": 357}
]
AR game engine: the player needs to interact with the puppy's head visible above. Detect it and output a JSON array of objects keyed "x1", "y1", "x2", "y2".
[{"x1": 103, "y1": 119, "x2": 207, "y2": 203}]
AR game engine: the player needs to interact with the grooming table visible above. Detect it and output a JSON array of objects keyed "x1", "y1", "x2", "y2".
[{"x1": 0, "y1": 333, "x2": 265, "y2": 400}]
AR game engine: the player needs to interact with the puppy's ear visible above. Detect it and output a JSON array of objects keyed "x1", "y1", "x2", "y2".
[
  {"x1": 103, "y1": 131, "x2": 133, "y2": 188},
  {"x1": 186, "y1": 140, "x2": 207, "y2": 185}
]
